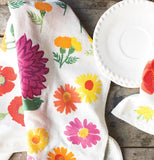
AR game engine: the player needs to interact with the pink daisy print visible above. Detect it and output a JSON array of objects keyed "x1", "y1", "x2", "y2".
[
  {"x1": 27, "y1": 155, "x2": 35, "y2": 160},
  {"x1": 64, "y1": 118, "x2": 101, "y2": 149}
]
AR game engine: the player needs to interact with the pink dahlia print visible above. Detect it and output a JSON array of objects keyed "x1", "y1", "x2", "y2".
[
  {"x1": 16, "y1": 34, "x2": 49, "y2": 110},
  {"x1": 64, "y1": 118, "x2": 101, "y2": 149}
]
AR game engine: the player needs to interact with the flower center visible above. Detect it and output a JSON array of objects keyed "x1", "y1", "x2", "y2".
[
  {"x1": 78, "y1": 128, "x2": 89, "y2": 138},
  {"x1": 63, "y1": 92, "x2": 71, "y2": 103},
  {"x1": 85, "y1": 80, "x2": 94, "y2": 90},
  {"x1": 0, "y1": 75, "x2": 5, "y2": 85},
  {"x1": 18, "y1": 105, "x2": 24, "y2": 115},
  {"x1": 55, "y1": 154, "x2": 65, "y2": 160},
  {"x1": 32, "y1": 135, "x2": 40, "y2": 144}
]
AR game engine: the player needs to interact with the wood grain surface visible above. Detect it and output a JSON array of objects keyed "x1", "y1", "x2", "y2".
[{"x1": 0, "y1": 0, "x2": 153, "y2": 159}]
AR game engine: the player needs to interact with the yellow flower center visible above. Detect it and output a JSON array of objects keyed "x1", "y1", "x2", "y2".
[
  {"x1": 78, "y1": 128, "x2": 89, "y2": 138},
  {"x1": 63, "y1": 92, "x2": 71, "y2": 103},
  {"x1": 32, "y1": 135, "x2": 40, "y2": 144},
  {"x1": 85, "y1": 80, "x2": 94, "y2": 90},
  {"x1": 55, "y1": 154, "x2": 65, "y2": 160},
  {"x1": 0, "y1": 75, "x2": 5, "y2": 85}
]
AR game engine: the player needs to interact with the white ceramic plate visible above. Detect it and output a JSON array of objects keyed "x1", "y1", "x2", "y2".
[{"x1": 93, "y1": 0, "x2": 154, "y2": 88}]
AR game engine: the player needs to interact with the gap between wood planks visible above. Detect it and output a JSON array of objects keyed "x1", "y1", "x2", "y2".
[{"x1": 121, "y1": 146, "x2": 154, "y2": 149}]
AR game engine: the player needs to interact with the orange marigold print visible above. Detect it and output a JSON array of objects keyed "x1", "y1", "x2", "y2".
[
  {"x1": 35, "y1": 2, "x2": 52, "y2": 12},
  {"x1": 48, "y1": 147, "x2": 76, "y2": 160},
  {"x1": 53, "y1": 36, "x2": 82, "y2": 68},
  {"x1": 28, "y1": 2, "x2": 52, "y2": 32},
  {"x1": 53, "y1": 84, "x2": 81, "y2": 115},
  {"x1": 0, "y1": 66, "x2": 17, "y2": 96},
  {"x1": 54, "y1": 37, "x2": 71, "y2": 49}
]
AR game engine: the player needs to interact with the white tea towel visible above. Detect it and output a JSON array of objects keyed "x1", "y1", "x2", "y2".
[{"x1": 112, "y1": 59, "x2": 154, "y2": 135}]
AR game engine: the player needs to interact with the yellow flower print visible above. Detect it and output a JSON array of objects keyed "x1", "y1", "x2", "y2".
[
  {"x1": 0, "y1": 34, "x2": 16, "y2": 52},
  {"x1": 71, "y1": 37, "x2": 82, "y2": 51},
  {"x1": 47, "y1": 147, "x2": 76, "y2": 160},
  {"x1": 88, "y1": 36, "x2": 93, "y2": 43},
  {"x1": 75, "y1": 73, "x2": 102, "y2": 103},
  {"x1": 27, "y1": 128, "x2": 49, "y2": 154},
  {"x1": 53, "y1": 36, "x2": 82, "y2": 68},
  {"x1": 1, "y1": 34, "x2": 7, "y2": 52},
  {"x1": 136, "y1": 106, "x2": 154, "y2": 120}
]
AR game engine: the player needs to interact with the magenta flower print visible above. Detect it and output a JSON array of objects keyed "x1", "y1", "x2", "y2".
[
  {"x1": 16, "y1": 34, "x2": 49, "y2": 99},
  {"x1": 64, "y1": 118, "x2": 101, "y2": 149}
]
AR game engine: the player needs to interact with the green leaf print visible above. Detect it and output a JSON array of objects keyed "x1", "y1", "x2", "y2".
[
  {"x1": 55, "y1": 1, "x2": 67, "y2": 15},
  {"x1": 9, "y1": 1, "x2": 25, "y2": 9},
  {"x1": 84, "y1": 44, "x2": 93, "y2": 56},
  {"x1": 23, "y1": 97, "x2": 44, "y2": 111},
  {"x1": 27, "y1": 11, "x2": 43, "y2": 32},
  {"x1": 53, "y1": 52, "x2": 61, "y2": 63},
  {"x1": 27, "y1": 11, "x2": 43, "y2": 25},
  {"x1": 0, "y1": 113, "x2": 8, "y2": 120},
  {"x1": 65, "y1": 56, "x2": 79, "y2": 64}
]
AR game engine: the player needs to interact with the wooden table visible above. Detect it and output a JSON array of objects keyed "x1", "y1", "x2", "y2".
[{"x1": 0, "y1": 0, "x2": 154, "y2": 159}]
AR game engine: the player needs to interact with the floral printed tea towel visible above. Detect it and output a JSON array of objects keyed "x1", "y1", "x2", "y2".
[
  {"x1": 0, "y1": 16, "x2": 27, "y2": 160},
  {"x1": 9, "y1": 1, "x2": 110, "y2": 159},
  {"x1": 112, "y1": 59, "x2": 154, "y2": 135},
  {"x1": 0, "y1": 0, "x2": 123, "y2": 159}
]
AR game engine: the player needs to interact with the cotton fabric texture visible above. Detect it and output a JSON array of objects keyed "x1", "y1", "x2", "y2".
[
  {"x1": 112, "y1": 59, "x2": 154, "y2": 135},
  {"x1": 0, "y1": 1, "x2": 123, "y2": 159}
]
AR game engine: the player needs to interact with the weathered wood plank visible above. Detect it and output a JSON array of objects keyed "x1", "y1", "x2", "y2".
[
  {"x1": 0, "y1": 38, "x2": 2, "y2": 45},
  {"x1": 9, "y1": 152, "x2": 27, "y2": 160},
  {"x1": 0, "y1": 0, "x2": 119, "y2": 6},
  {"x1": 122, "y1": 148, "x2": 154, "y2": 160},
  {"x1": 0, "y1": 5, "x2": 10, "y2": 34}
]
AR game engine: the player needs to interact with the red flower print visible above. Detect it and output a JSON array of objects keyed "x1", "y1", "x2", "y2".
[
  {"x1": 16, "y1": 34, "x2": 49, "y2": 99},
  {"x1": 8, "y1": 96, "x2": 25, "y2": 126},
  {"x1": 53, "y1": 84, "x2": 81, "y2": 115},
  {"x1": 0, "y1": 66, "x2": 17, "y2": 96},
  {"x1": 141, "y1": 60, "x2": 154, "y2": 95},
  {"x1": 64, "y1": 118, "x2": 101, "y2": 149}
]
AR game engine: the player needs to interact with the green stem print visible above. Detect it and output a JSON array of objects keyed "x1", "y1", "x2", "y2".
[
  {"x1": 10, "y1": 24, "x2": 14, "y2": 37},
  {"x1": 53, "y1": 36, "x2": 82, "y2": 68},
  {"x1": 53, "y1": 47, "x2": 78, "y2": 68},
  {"x1": 9, "y1": 1, "x2": 25, "y2": 9},
  {"x1": 27, "y1": 2, "x2": 52, "y2": 32},
  {"x1": 27, "y1": 11, "x2": 44, "y2": 32},
  {"x1": 55, "y1": 1, "x2": 67, "y2": 16}
]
